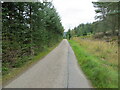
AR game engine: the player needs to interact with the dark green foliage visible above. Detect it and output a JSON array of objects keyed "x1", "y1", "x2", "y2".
[
  {"x1": 67, "y1": 23, "x2": 93, "y2": 37},
  {"x1": 2, "y1": 2, "x2": 64, "y2": 75},
  {"x1": 66, "y1": 29, "x2": 72, "y2": 40},
  {"x1": 68, "y1": 2, "x2": 119, "y2": 37},
  {"x1": 92, "y1": 2, "x2": 119, "y2": 35}
]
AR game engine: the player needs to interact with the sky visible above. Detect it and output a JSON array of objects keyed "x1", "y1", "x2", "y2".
[{"x1": 52, "y1": 0, "x2": 98, "y2": 32}]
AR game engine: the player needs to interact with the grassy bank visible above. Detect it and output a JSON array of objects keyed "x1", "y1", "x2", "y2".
[
  {"x1": 69, "y1": 38, "x2": 118, "y2": 88},
  {"x1": 3, "y1": 41, "x2": 61, "y2": 85}
]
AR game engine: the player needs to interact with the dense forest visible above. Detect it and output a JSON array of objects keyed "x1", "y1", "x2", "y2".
[
  {"x1": 67, "y1": 2, "x2": 119, "y2": 39},
  {"x1": 2, "y1": 2, "x2": 64, "y2": 75}
]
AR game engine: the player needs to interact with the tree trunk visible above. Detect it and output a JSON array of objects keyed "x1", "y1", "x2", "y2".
[{"x1": 30, "y1": 5, "x2": 34, "y2": 56}]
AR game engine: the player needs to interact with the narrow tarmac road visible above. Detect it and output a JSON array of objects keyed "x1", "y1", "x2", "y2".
[{"x1": 4, "y1": 39, "x2": 92, "y2": 88}]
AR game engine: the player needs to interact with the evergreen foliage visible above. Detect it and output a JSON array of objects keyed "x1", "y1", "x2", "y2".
[
  {"x1": 2, "y1": 2, "x2": 64, "y2": 75},
  {"x1": 67, "y1": 2, "x2": 119, "y2": 37}
]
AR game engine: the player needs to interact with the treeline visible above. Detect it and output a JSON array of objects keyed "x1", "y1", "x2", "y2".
[
  {"x1": 67, "y1": 2, "x2": 119, "y2": 38},
  {"x1": 2, "y1": 2, "x2": 64, "y2": 75}
]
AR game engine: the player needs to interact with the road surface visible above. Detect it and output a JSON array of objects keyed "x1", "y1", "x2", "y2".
[{"x1": 4, "y1": 39, "x2": 92, "y2": 88}]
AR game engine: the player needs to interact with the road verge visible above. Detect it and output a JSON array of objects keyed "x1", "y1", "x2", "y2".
[
  {"x1": 3, "y1": 41, "x2": 61, "y2": 85},
  {"x1": 69, "y1": 40, "x2": 118, "y2": 88}
]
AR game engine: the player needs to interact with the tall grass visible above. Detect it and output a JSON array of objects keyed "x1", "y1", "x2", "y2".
[
  {"x1": 73, "y1": 37, "x2": 118, "y2": 68},
  {"x1": 69, "y1": 39, "x2": 118, "y2": 88}
]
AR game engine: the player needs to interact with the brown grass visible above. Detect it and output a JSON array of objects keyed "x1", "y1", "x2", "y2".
[{"x1": 73, "y1": 37, "x2": 118, "y2": 67}]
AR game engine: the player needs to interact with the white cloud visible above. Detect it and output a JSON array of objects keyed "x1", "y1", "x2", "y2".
[{"x1": 52, "y1": 0, "x2": 98, "y2": 32}]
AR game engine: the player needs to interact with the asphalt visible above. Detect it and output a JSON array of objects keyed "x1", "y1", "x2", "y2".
[{"x1": 3, "y1": 39, "x2": 92, "y2": 88}]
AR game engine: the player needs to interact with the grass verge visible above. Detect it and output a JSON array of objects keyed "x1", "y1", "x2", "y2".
[
  {"x1": 2, "y1": 41, "x2": 61, "y2": 85},
  {"x1": 69, "y1": 40, "x2": 118, "y2": 88}
]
